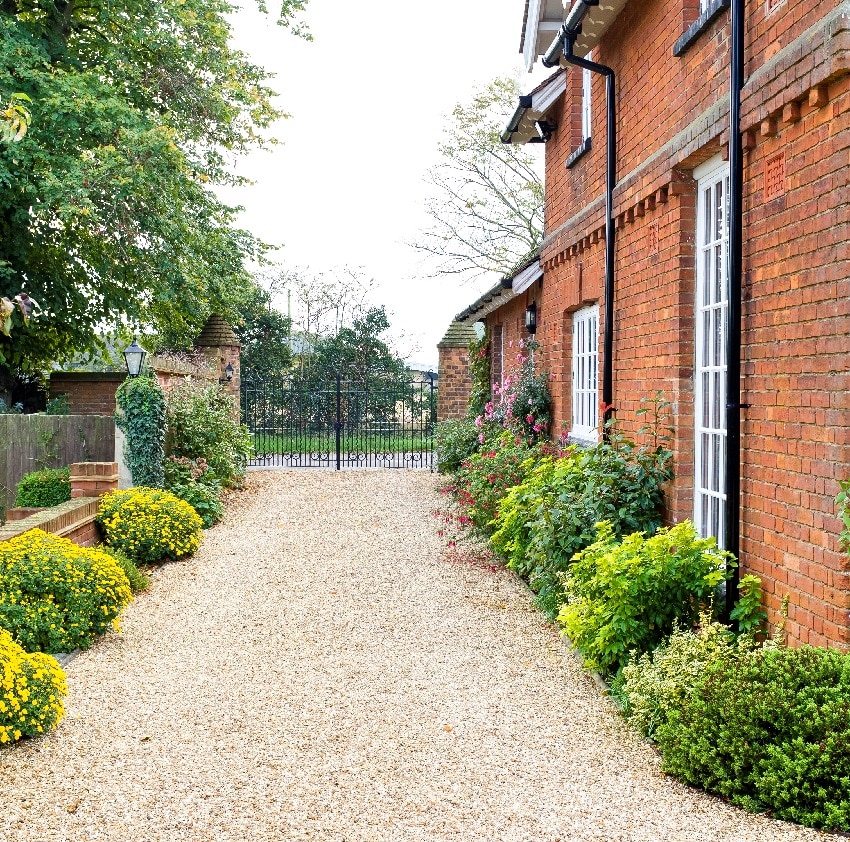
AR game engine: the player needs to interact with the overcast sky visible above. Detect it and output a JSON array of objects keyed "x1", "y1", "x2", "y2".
[{"x1": 224, "y1": 0, "x2": 549, "y2": 369}]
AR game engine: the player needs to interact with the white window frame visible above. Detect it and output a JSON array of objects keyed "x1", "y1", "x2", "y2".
[
  {"x1": 571, "y1": 305, "x2": 599, "y2": 443},
  {"x1": 694, "y1": 155, "x2": 730, "y2": 548},
  {"x1": 581, "y1": 64, "x2": 592, "y2": 141}
]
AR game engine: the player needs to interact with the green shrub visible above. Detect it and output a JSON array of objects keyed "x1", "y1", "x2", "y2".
[
  {"x1": 0, "y1": 529, "x2": 133, "y2": 653},
  {"x1": 166, "y1": 380, "x2": 252, "y2": 486},
  {"x1": 490, "y1": 417, "x2": 673, "y2": 618},
  {"x1": 115, "y1": 374, "x2": 166, "y2": 488},
  {"x1": 616, "y1": 618, "x2": 750, "y2": 738},
  {"x1": 98, "y1": 487, "x2": 203, "y2": 564},
  {"x1": 466, "y1": 331, "x2": 491, "y2": 420},
  {"x1": 557, "y1": 520, "x2": 731, "y2": 675},
  {"x1": 449, "y1": 432, "x2": 541, "y2": 535},
  {"x1": 14, "y1": 467, "x2": 71, "y2": 508},
  {"x1": 96, "y1": 545, "x2": 150, "y2": 593},
  {"x1": 835, "y1": 478, "x2": 850, "y2": 556},
  {"x1": 435, "y1": 418, "x2": 481, "y2": 474},
  {"x1": 0, "y1": 628, "x2": 67, "y2": 744},
  {"x1": 167, "y1": 481, "x2": 223, "y2": 528},
  {"x1": 44, "y1": 394, "x2": 70, "y2": 415},
  {"x1": 655, "y1": 645, "x2": 850, "y2": 831}
]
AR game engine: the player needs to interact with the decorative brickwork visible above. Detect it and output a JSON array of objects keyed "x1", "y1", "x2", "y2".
[{"x1": 69, "y1": 462, "x2": 119, "y2": 499}]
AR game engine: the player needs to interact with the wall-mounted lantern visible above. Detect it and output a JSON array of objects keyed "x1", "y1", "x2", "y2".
[
  {"x1": 122, "y1": 338, "x2": 147, "y2": 377},
  {"x1": 219, "y1": 361, "x2": 234, "y2": 384},
  {"x1": 525, "y1": 302, "x2": 538, "y2": 335}
]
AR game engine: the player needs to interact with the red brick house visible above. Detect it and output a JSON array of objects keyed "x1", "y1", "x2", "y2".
[{"x1": 452, "y1": 0, "x2": 849, "y2": 647}]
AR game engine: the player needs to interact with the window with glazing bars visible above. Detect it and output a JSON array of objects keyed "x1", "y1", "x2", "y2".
[
  {"x1": 571, "y1": 305, "x2": 599, "y2": 441},
  {"x1": 694, "y1": 157, "x2": 730, "y2": 547}
]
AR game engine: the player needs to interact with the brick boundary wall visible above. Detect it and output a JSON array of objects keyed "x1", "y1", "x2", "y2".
[
  {"x1": 0, "y1": 498, "x2": 102, "y2": 548},
  {"x1": 437, "y1": 346, "x2": 472, "y2": 421}
]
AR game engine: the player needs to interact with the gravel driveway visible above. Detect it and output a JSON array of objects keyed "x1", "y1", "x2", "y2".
[{"x1": 0, "y1": 471, "x2": 834, "y2": 841}]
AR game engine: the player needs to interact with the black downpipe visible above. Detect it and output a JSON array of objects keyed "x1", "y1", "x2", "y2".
[
  {"x1": 558, "y1": 43, "x2": 617, "y2": 428},
  {"x1": 724, "y1": 0, "x2": 745, "y2": 622}
]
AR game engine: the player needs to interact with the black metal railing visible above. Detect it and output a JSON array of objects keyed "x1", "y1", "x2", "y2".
[{"x1": 241, "y1": 372, "x2": 436, "y2": 469}]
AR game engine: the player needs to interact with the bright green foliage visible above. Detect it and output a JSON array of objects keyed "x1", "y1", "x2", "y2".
[
  {"x1": 0, "y1": 0, "x2": 309, "y2": 381},
  {"x1": 557, "y1": 521, "x2": 732, "y2": 675},
  {"x1": 0, "y1": 529, "x2": 133, "y2": 653},
  {"x1": 835, "y1": 479, "x2": 850, "y2": 556},
  {"x1": 98, "y1": 487, "x2": 203, "y2": 564},
  {"x1": 235, "y1": 284, "x2": 293, "y2": 381},
  {"x1": 163, "y1": 455, "x2": 223, "y2": 528},
  {"x1": 43, "y1": 393, "x2": 69, "y2": 415},
  {"x1": 115, "y1": 375, "x2": 166, "y2": 488},
  {"x1": 466, "y1": 331, "x2": 490, "y2": 420},
  {"x1": 435, "y1": 417, "x2": 481, "y2": 475},
  {"x1": 490, "y1": 422, "x2": 673, "y2": 618},
  {"x1": 449, "y1": 432, "x2": 541, "y2": 535},
  {"x1": 729, "y1": 573, "x2": 768, "y2": 636},
  {"x1": 0, "y1": 92, "x2": 30, "y2": 143},
  {"x1": 617, "y1": 618, "x2": 749, "y2": 739},
  {"x1": 655, "y1": 645, "x2": 850, "y2": 831},
  {"x1": 0, "y1": 628, "x2": 66, "y2": 744},
  {"x1": 165, "y1": 381, "x2": 252, "y2": 487},
  {"x1": 14, "y1": 466, "x2": 70, "y2": 507},
  {"x1": 96, "y1": 545, "x2": 149, "y2": 593}
]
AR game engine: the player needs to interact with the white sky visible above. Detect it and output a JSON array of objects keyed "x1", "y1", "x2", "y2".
[{"x1": 224, "y1": 0, "x2": 549, "y2": 369}]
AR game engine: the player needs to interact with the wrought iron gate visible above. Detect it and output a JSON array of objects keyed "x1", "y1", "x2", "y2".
[{"x1": 241, "y1": 373, "x2": 436, "y2": 469}]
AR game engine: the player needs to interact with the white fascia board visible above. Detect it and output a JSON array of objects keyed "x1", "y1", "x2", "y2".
[
  {"x1": 532, "y1": 72, "x2": 567, "y2": 112},
  {"x1": 511, "y1": 261, "x2": 543, "y2": 295},
  {"x1": 474, "y1": 289, "x2": 517, "y2": 321},
  {"x1": 563, "y1": 0, "x2": 631, "y2": 58},
  {"x1": 523, "y1": 0, "x2": 544, "y2": 72}
]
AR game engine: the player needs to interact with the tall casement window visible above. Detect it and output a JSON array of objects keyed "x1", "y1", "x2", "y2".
[
  {"x1": 581, "y1": 65, "x2": 592, "y2": 141},
  {"x1": 571, "y1": 305, "x2": 599, "y2": 441},
  {"x1": 694, "y1": 156, "x2": 730, "y2": 547}
]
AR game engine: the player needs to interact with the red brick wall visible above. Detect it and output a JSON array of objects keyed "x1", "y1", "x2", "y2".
[
  {"x1": 437, "y1": 345, "x2": 473, "y2": 421},
  {"x1": 499, "y1": 0, "x2": 850, "y2": 646},
  {"x1": 49, "y1": 373, "x2": 126, "y2": 416}
]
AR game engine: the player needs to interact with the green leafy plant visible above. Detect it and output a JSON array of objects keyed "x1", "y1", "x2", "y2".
[
  {"x1": 96, "y1": 546, "x2": 149, "y2": 593},
  {"x1": 0, "y1": 529, "x2": 133, "y2": 653},
  {"x1": 557, "y1": 520, "x2": 733, "y2": 676},
  {"x1": 167, "y1": 481, "x2": 224, "y2": 529},
  {"x1": 0, "y1": 628, "x2": 67, "y2": 745},
  {"x1": 835, "y1": 479, "x2": 850, "y2": 555},
  {"x1": 435, "y1": 417, "x2": 482, "y2": 475},
  {"x1": 166, "y1": 380, "x2": 252, "y2": 487},
  {"x1": 729, "y1": 573, "x2": 768, "y2": 636},
  {"x1": 44, "y1": 394, "x2": 70, "y2": 415},
  {"x1": 655, "y1": 645, "x2": 850, "y2": 831},
  {"x1": 14, "y1": 467, "x2": 71, "y2": 508},
  {"x1": 466, "y1": 330, "x2": 491, "y2": 420},
  {"x1": 98, "y1": 487, "x2": 203, "y2": 564},
  {"x1": 616, "y1": 617, "x2": 751, "y2": 738},
  {"x1": 115, "y1": 374, "x2": 166, "y2": 488}
]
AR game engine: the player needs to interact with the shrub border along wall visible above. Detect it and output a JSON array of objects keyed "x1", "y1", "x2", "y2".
[{"x1": 0, "y1": 498, "x2": 102, "y2": 547}]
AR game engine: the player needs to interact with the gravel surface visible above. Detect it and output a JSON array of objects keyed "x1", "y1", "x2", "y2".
[{"x1": 0, "y1": 471, "x2": 836, "y2": 841}]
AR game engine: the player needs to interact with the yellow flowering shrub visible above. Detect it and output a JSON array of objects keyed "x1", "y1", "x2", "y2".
[
  {"x1": 0, "y1": 628, "x2": 67, "y2": 745},
  {"x1": 98, "y1": 487, "x2": 203, "y2": 564},
  {"x1": 0, "y1": 530, "x2": 133, "y2": 653}
]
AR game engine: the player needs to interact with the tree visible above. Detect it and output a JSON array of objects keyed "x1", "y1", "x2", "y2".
[
  {"x1": 234, "y1": 283, "x2": 293, "y2": 381},
  {"x1": 413, "y1": 77, "x2": 544, "y2": 281},
  {"x1": 0, "y1": 0, "x2": 309, "y2": 394}
]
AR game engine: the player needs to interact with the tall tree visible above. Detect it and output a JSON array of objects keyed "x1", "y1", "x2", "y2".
[
  {"x1": 414, "y1": 77, "x2": 544, "y2": 281},
  {"x1": 234, "y1": 283, "x2": 292, "y2": 381},
  {"x1": 0, "y1": 0, "x2": 308, "y2": 393}
]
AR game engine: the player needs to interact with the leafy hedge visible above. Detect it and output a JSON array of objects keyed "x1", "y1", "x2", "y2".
[
  {"x1": 0, "y1": 530, "x2": 133, "y2": 653},
  {"x1": 14, "y1": 467, "x2": 71, "y2": 508},
  {"x1": 0, "y1": 629, "x2": 67, "y2": 744},
  {"x1": 116, "y1": 374, "x2": 166, "y2": 488}
]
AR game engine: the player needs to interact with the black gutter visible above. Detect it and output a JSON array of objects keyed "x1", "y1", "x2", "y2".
[
  {"x1": 544, "y1": 21, "x2": 616, "y2": 428},
  {"x1": 724, "y1": 0, "x2": 745, "y2": 622}
]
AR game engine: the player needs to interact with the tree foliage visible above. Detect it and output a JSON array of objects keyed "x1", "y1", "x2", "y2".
[
  {"x1": 234, "y1": 283, "x2": 292, "y2": 381},
  {"x1": 0, "y1": 0, "x2": 308, "y2": 384},
  {"x1": 414, "y1": 77, "x2": 544, "y2": 280}
]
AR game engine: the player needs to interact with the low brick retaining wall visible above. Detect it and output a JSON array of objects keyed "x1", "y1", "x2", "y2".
[{"x1": 0, "y1": 498, "x2": 102, "y2": 547}]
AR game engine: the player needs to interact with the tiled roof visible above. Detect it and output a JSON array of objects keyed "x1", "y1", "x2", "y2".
[
  {"x1": 193, "y1": 314, "x2": 240, "y2": 348},
  {"x1": 437, "y1": 320, "x2": 477, "y2": 349}
]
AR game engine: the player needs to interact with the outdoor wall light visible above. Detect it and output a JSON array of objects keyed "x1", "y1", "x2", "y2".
[
  {"x1": 122, "y1": 337, "x2": 147, "y2": 377},
  {"x1": 220, "y1": 362, "x2": 234, "y2": 384},
  {"x1": 525, "y1": 302, "x2": 538, "y2": 335}
]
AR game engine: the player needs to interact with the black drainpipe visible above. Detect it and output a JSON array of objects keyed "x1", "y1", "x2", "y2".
[
  {"x1": 724, "y1": 0, "x2": 745, "y2": 622},
  {"x1": 544, "y1": 24, "x2": 616, "y2": 430}
]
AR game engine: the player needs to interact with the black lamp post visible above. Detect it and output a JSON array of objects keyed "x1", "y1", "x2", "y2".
[
  {"x1": 525, "y1": 302, "x2": 537, "y2": 335},
  {"x1": 123, "y1": 338, "x2": 147, "y2": 377}
]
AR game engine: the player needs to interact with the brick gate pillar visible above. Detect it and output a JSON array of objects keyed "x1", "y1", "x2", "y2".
[{"x1": 437, "y1": 321, "x2": 477, "y2": 421}]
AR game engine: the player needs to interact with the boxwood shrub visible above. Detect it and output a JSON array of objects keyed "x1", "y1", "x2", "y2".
[
  {"x1": 14, "y1": 467, "x2": 71, "y2": 508},
  {"x1": 0, "y1": 530, "x2": 133, "y2": 653}
]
